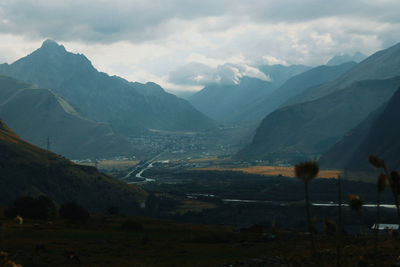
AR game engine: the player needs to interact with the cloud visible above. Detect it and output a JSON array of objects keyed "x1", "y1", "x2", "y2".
[
  {"x1": 0, "y1": 1, "x2": 400, "y2": 93},
  {"x1": 1, "y1": 1, "x2": 399, "y2": 44},
  {"x1": 169, "y1": 61, "x2": 270, "y2": 86}
]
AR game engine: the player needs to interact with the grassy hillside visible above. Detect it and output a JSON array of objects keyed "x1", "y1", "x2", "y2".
[
  {"x1": 0, "y1": 119, "x2": 146, "y2": 212},
  {"x1": 0, "y1": 75, "x2": 133, "y2": 159}
]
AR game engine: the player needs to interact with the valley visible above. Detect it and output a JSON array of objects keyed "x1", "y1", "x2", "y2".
[{"x1": 1, "y1": 30, "x2": 400, "y2": 266}]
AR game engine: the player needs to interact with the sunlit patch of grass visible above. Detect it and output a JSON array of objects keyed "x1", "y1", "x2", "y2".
[{"x1": 193, "y1": 165, "x2": 342, "y2": 178}]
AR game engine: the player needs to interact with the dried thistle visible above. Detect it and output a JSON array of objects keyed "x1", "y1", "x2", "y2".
[
  {"x1": 347, "y1": 194, "x2": 363, "y2": 211},
  {"x1": 369, "y1": 155, "x2": 386, "y2": 169},
  {"x1": 377, "y1": 173, "x2": 387, "y2": 192},
  {"x1": 295, "y1": 161, "x2": 319, "y2": 182}
]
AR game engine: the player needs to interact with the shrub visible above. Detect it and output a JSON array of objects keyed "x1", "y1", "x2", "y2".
[
  {"x1": 4, "y1": 195, "x2": 56, "y2": 220},
  {"x1": 59, "y1": 202, "x2": 89, "y2": 222},
  {"x1": 120, "y1": 220, "x2": 143, "y2": 231},
  {"x1": 107, "y1": 206, "x2": 120, "y2": 216}
]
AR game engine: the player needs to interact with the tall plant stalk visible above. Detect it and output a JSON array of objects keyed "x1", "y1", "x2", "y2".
[
  {"x1": 375, "y1": 173, "x2": 387, "y2": 253},
  {"x1": 336, "y1": 175, "x2": 342, "y2": 267},
  {"x1": 295, "y1": 161, "x2": 319, "y2": 255},
  {"x1": 304, "y1": 181, "x2": 316, "y2": 252}
]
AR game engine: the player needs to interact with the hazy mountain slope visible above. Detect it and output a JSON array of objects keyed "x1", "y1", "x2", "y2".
[
  {"x1": 258, "y1": 64, "x2": 311, "y2": 87},
  {"x1": 318, "y1": 105, "x2": 385, "y2": 170},
  {"x1": 327, "y1": 52, "x2": 367, "y2": 66},
  {"x1": 0, "y1": 40, "x2": 216, "y2": 134},
  {"x1": 188, "y1": 77, "x2": 276, "y2": 123},
  {"x1": 285, "y1": 42, "x2": 400, "y2": 106},
  {"x1": 0, "y1": 119, "x2": 146, "y2": 211},
  {"x1": 0, "y1": 75, "x2": 133, "y2": 159},
  {"x1": 238, "y1": 76, "x2": 400, "y2": 161},
  {"x1": 236, "y1": 62, "x2": 357, "y2": 122},
  {"x1": 334, "y1": 87, "x2": 400, "y2": 171}
]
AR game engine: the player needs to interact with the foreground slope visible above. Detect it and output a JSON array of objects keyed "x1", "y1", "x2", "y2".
[
  {"x1": 0, "y1": 75, "x2": 133, "y2": 159},
  {"x1": 239, "y1": 76, "x2": 400, "y2": 161},
  {"x1": 0, "y1": 119, "x2": 146, "y2": 211},
  {"x1": 0, "y1": 40, "x2": 216, "y2": 134},
  {"x1": 320, "y1": 87, "x2": 400, "y2": 171}
]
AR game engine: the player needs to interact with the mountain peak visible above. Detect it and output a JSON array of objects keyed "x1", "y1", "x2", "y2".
[{"x1": 40, "y1": 39, "x2": 66, "y2": 53}]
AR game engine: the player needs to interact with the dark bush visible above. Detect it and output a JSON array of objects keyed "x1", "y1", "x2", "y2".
[
  {"x1": 107, "y1": 206, "x2": 120, "y2": 216},
  {"x1": 4, "y1": 195, "x2": 56, "y2": 220},
  {"x1": 59, "y1": 202, "x2": 89, "y2": 222},
  {"x1": 120, "y1": 220, "x2": 143, "y2": 231}
]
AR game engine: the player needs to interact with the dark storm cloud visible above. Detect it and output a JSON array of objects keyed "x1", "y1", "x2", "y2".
[{"x1": 0, "y1": 0, "x2": 399, "y2": 43}]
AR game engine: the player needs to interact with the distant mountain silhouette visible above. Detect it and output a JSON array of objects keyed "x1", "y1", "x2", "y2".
[
  {"x1": 0, "y1": 119, "x2": 146, "y2": 211},
  {"x1": 0, "y1": 75, "x2": 132, "y2": 159},
  {"x1": 258, "y1": 64, "x2": 311, "y2": 87},
  {"x1": 285, "y1": 43, "x2": 400, "y2": 106},
  {"x1": 188, "y1": 65, "x2": 312, "y2": 123},
  {"x1": 0, "y1": 40, "x2": 216, "y2": 135},
  {"x1": 320, "y1": 87, "x2": 400, "y2": 171},
  {"x1": 327, "y1": 52, "x2": 367, "y2": 66},
  {"x1": 188, "y1": 77, "x2": 276, "y2": 123},
  {"x1": 238, "y1": 42, "x2": 400, "y2": 162},
  {"x1": 238, "y1": 76, "x2": 400, "y2": 161},
  {"x1": 236, "y1": 62, "x2": 356, "y2": 122}
]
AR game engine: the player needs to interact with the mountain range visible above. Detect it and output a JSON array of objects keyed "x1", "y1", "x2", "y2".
[
  {"x1": 0, "y1": 40, "x2": 216, "y2": 136},
  {"x1": 189, "y1": 61, "x2": 356, "y2": 124},
  {"x1": 0, "y1": 75, "x2": 133, "y2": 159},
  {"x1": 0, "y1": 119, "x2": 146, "y2": 211},
  {"x1": 326, "y1": 52, "x2": 367, "y2": 66},
  {"x1": 238, "y1": 42, "x2": 400, "y2": 162},
  {"x1": 236, "y1": 61, "x2": 357, "y2": 122},
  {"x1": 188, "y1": 77, "x2": 276, "y2": 123}
]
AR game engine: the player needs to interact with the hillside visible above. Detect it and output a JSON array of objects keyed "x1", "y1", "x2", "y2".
[
  {"x1": 238, "y1": 76, "x2": 400, "y2": 161},
  {"x1": 0, "y1": 40, "x2": 216, "y2": 134},
  {"x1": 285, "y1": 42, "x2": 400, "y2": 106},
  {"x1": 320, "y1": 87, "x2": 400, "y2": 171},
  {"x1": 0, "y1": 75, "x2": 133, "y2": 159},
  {"x1": 236, "y1": 62, "x2": 356, "y2": 122},
  {"x1": 0, "y1": 119, "x2": 146, "y2": 211}
]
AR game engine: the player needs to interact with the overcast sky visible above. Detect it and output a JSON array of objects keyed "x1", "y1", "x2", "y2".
[{"x1": 0, "y1": 0, "x2": 399, "y2": 93}]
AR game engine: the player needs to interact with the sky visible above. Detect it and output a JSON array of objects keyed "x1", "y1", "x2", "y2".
[{"x1": 0, "y1": 0, "x2": 399, "y2": 94}]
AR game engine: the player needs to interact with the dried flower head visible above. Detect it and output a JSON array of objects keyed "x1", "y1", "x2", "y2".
[
  {"x1": 368, "y1": 155, "x2": 386, "y2": 169},
  {"x1": 347, "y1": 194, "x2": 363, "y2": 211},
  {"x1": 377, "y1": 173, "x2": 388, "y2": 192},
  {"x1": 295, "y1": 161, "x2": 319, "y2": 182}
]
